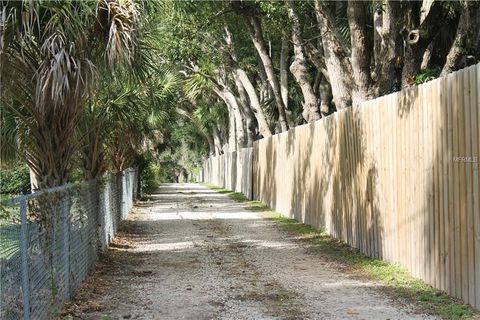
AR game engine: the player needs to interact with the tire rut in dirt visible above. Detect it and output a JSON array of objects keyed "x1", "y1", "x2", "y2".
[{"x1": 197, "y1": 218, "x2": 307, "y2": 320}]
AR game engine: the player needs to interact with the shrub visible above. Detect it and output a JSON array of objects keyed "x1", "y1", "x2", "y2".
[
  {"x1": 414, "y1": 67, "x2": 441, "y2": 85},
  {"x1": 0, "y1": 164, "x2": 31, "y2": 195},
  {"x1": 140, "y1": 162, "x2": 161, "y2": 194}
]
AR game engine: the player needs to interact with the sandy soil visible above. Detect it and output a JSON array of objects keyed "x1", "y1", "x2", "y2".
[{"x1": 62, "y1": 183, "x2": 436, "y2": 320}]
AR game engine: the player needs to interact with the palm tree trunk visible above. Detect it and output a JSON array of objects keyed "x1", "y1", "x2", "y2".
[{"x1": 29, "y1": 168, "x2": 39, "y2": 192}]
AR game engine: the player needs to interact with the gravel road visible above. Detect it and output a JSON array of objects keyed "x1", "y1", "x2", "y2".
[{"x1": 65, "y1": 183, "x2": 436, "y2": 320}]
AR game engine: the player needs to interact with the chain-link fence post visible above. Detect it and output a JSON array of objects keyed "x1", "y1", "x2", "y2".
[
  {"x1": 116, "y1": 172, "x2": 123, "y2": 226},
  {"x1": 92, "y1": 179, "x2": 103, "y2": 252},
  {"x1": 19, "y1": 198, "x2": 30, "y2": 320},
  {"x1": 62, "y1": 195, "x2": 71, "y2": 300},
  {"x1": 134, "y1": 167, "x2": 140, "y2": 200},
  {"x1": 122, "y1": 171, "x2": 127, "y2": 219}
]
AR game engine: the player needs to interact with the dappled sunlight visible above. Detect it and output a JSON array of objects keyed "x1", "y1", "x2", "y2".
[
  {"x1": 239, "y1": 239, "x2": 298, "y2": 249},
  {"x1": 214, "y1": 212, "x2": 261, "y2": 220},
  {"x1": 321, "y1": 279, "x2": 378, "y2": 289},
  {"x1": 131, "y1": 212, "x2": 261, "y2": 221},
  {"x1": 132, "y1": 241, "x2": 196, "y2": 252}
]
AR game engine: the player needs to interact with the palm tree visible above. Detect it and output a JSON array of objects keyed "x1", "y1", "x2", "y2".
[
  {"x1": 76, "y1": 65, "x2": 180, "y2": 179},
  {"x1": 0, "y1": 0, "x2": 143, "y2": 190}
]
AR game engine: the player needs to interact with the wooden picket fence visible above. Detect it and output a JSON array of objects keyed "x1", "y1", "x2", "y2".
[{"x1": 203, "y1": 64, "x2": 480, "y2": 309}]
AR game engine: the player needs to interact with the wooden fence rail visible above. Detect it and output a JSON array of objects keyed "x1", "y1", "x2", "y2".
[{"x1": 203, "y1": 64, "x2": 480, "y2": 309}]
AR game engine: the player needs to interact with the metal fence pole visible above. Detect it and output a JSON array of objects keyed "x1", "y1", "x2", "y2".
[
  {"x1": 122, "y1": 172, "x2": 126, "y2": 219},
  {"x1": 93, "y1": 180, "x2": 103, "y2": 252},
  {"x1": 20, "y1": 198, "x2": 30, "y2": 320},
  {"x1": 62, "y1": 196, "x2": 71, "y2": 300}
]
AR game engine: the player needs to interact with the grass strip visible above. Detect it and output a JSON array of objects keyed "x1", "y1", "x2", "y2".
[{"x1": 202, "y1": 183, "x2": 249, "y2": 202}]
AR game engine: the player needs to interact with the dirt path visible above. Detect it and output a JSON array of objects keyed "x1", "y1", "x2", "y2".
[{"x1": 64, "y1": 183, "x2": 436, "y2": 320}]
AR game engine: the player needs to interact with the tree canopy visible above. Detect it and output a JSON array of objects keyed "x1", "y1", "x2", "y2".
[{"x1": 1, "y1": 0, "x2": 479, "y2": 191}]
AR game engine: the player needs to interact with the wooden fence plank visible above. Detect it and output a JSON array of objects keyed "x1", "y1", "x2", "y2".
[
  {"x1": 438, "y1": 75, "x2": 446, "y2": 292},
  {"x1": 392, "y1": 93, "x2": 399, "y2": 264},
  {"x1": 389, "y1": 93, "x2": 396, "y2": 263},
  {"x1": 427, "y1": 80, "x2": 435, "y2": 287},
  {"x1": 447, "y1": 73, "x2": 456, "y2": 295},
  {"x1": 453, "y1": 71, "x2": 462, "y2": 297},
  {"x1": 464, "y1": 66, "x2": 475, "y2": 306},
  {"x1": 457, "y1": 69, "x2": 469, "y2": 302},
  {"x1": 380, "y1": 98, "x2": 387, "y2": 260},
  {"x1": 372, "y1": 104, "x2": 379, "y2": 258},
  {"x1": 422, "y1": 83, "x2": 428, "y2": 281},
  {"x1": 425, "y1": 81, "x2": 437, "y2": 285},
  {"x1": 372, "y1": 102, "x2": 377, "y2": 257},
  {"x1": 473, "y1": 64, "x2": 480, "y2": 309},
  {"x1": 400, "y1": 93, "x2": 407, "y2": 269},
  {"x1": 410, "y1": 86, "x2": 416, "y2": 277},
  {"x1": 432, "y1": 78, "x2": 440, "y2": 289}
]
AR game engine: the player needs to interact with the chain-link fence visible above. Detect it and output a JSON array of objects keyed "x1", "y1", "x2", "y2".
[{"x1": 0, "y1": 168, "x2": 138, "y2": 320}]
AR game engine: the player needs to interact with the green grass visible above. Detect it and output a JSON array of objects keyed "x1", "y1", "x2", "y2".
[
  {"x1": 0, "y1": 224, "x2": 21, "y2": 259},
  {"x1": 202, "y1": 183, "x2": 248, "y2": 202},
  {"x1": 0, "y1": 201, "x2": 21, "y2": 260},
  {"x1": 204, "y1": 184, "x2": 478, "y2": 320}
]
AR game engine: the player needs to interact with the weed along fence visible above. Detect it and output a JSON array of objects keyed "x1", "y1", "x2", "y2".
[
  {"x1": 0, "y1": 168, "x2": 138, "y2": 320},
  {"x1": 203, "y1": 64, "x2": 480, "y2": 309}
]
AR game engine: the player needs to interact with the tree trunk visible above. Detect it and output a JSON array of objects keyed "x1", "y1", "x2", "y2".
[
  {"x1": 227, "y1": 108, "x2": 236, "y2": 152},
  {"x1": 233, "y1": 74, "x2": 257, "y2": 146},
  {"x1": 212, "y1": 126, "x2": 222, "y2": 156},
  {"x1": 233, "y1": 107, "x2": 246, "y2": 150},
  {"x1": 280, "y1": 37, "x2": 289, "y2": 111},
  {"x1": 247, "y1": 15, "x2": 289, "y2": 131},
  {"x1": 205, "y1": 132, "x2": 216, "y2": 156},
  {"x1": 441, "y1": 1, "x2": 480, "y2": 76},
  {"x1": 347, "y1": 1, "x2": 374, "y2": 106},
  {"x1": 421, "y1": 41, "x2": 434, "y2": 70},
  {"x1": 401, "y1": 1, "x2": 450, "y2": 85},
  {"x1": 26, "y1": 120, "x2": 77, "y2": 190},
  {"x1": 256, "y1": 58, "x2": 272, "y2": 104},
  {"x1": 79, "y1": 124, "x2": 107, "y2": 181},
  {"x1": 214, "y1": 86, "x2": 246, "y2": 151},
  {"x1": 223, "y1": 26, "x2": 272, "y2": 138},
  {"x1": 287, "y1": 1, "x2": 321, "y2": 122},
  {"x1": 314, "y1": 0, "x2": 353, "y2": 110},
  {"x1": 304, "y1": 42, "x2": 329, "y2": 81},
  {"x1": 29, "y1": 168, "x2": 39, "y2": 192},
  {"x1": 319, "y1": 76, "x2": 333, "y2": 116},
  {"x1": 374, "y1": 1, "x2": 404, "y2": 95},
  {"x1": 235, "y1": 68, "x2": 272, "y2": 138}
]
